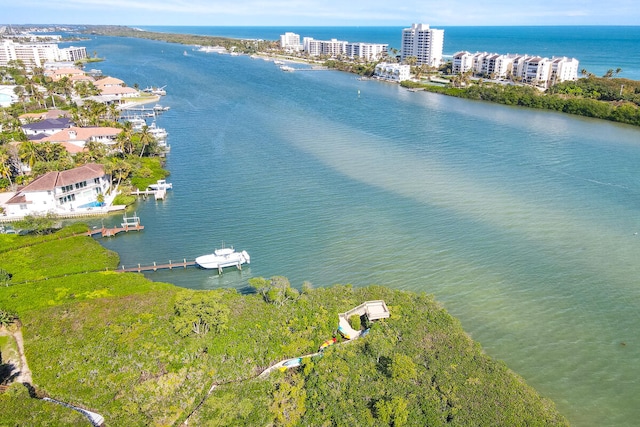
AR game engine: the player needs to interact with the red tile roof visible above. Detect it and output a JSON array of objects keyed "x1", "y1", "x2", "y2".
[
  {"x1": 41, "y1": 126, "x2": 121, "y2": 143},
  {"x1": 10, "y1": 163, "x2": 106, "y2": 194}
]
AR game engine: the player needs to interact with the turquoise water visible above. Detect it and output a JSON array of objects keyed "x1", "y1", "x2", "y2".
[
  {"x1": 78, "y1": 201, "x2": 103, "y2": 208},
  {"x1": 140, "y1": 25, "x2": 640, "y2": 79},
  {"x1": 81, "y1": 32, "x2": 640, "y2": 426}
]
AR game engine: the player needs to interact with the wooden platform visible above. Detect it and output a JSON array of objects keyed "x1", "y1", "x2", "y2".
[
  {"x1": 131, "y1": 188, "x2": 166, "y2": 200},
  {"x1": 119, "y1": 259, "x2": 196, "y2": 272},
  {"x1": 87, "y1": 224, "x2": 144, "y2": 238}
]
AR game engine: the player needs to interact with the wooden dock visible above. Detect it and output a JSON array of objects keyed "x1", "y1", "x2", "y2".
[
  {"x1": 119, "y1": 259, "x2": 197, "y2": 272},
  {"x1": 87, "y1": 223, "x2": 145, "y2": 237},
  {"x1": 87, "y1": 213, "x2": 144, "y2": 238},
  {"x1": 131, "y1": 188, "x2": 166, "y2": 200}
]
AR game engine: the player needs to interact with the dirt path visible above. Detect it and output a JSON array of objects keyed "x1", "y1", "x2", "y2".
[{"x1": 0, "y1": 326, "x2": 33, "y2": 385}]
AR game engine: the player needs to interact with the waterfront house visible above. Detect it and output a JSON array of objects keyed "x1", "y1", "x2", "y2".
[
  {"x1": 97, "y1": 85, "x2": 138, "y2": 98},
  {"x1": 40, "y1": 126, "x2": 122, "y2": 152},
  {"x1": 4, "y1": 163, "x2": 111, "y2": 217},
  {"x1": 94, "y1": 76, "x2": 125, "y2": 87},
  {"x1": 44, "y1": 67, "x2": 86, "y2": 81}
]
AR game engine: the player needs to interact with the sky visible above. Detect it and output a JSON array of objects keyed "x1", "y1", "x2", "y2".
[{"x1": 3, "y1": 0, "x2": 639, "y2": 26}]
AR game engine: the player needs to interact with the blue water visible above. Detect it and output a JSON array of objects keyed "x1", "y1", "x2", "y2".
[
  {"x1": 78, "y1": 201, "x2": 103, "y2": 208},
  {"x1": 139, "y1": 25, "x2": 640, "y2": 79},
  {"x1": 76, "y1": 29, "x2": 640, "y2": 426}
]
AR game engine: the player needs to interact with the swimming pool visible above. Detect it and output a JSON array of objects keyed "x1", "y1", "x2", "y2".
[{"x1": 78, "y1": 201, "x2": 103, "y2": 208}]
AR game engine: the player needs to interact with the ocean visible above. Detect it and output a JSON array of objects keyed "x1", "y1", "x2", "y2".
[
  {"x1": 138, "y1": 25, "x2": 640, "y2": 80},
  {"x1": 75, "y1": 26, "x2": 640, "y2": 426}
]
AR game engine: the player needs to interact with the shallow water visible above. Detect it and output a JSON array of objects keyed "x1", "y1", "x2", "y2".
[{"x1": 83, "y1": 35, "x2": 640, "y2": 426}]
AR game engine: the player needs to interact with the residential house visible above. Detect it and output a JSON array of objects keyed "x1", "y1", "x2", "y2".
[
  {"x1": 21, "y1": 117, "x2": 74, "y2": 140},
  {"x1": 4, "y1": 163, "x2": 111, "y2": 217},
  {"x1": 44, "y1": 67, "x2": 86, "y2": 81},
  {"x1": 40, "y1": 126, "x2": 122, "y2": 153}
]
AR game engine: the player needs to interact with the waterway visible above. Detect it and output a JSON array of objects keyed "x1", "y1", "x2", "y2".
[{"x1": 80, "y1": 34, "x2": 640, "y2": 426}]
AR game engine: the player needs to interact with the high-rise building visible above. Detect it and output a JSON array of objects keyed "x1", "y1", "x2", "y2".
[
  {"x1": 0, "y1": 39, "x2": 87, "y2": 68},
  {"x1": 280, "y1": 32, "x2": 302, "y2": 51},
  {"x1": 401, "y1": 23, "x2": 444, "y2": 67}
]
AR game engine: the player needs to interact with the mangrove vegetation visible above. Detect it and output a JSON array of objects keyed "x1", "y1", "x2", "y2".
[{"x1": 0, "y1": 227, "x2": 568, "y2": 425}]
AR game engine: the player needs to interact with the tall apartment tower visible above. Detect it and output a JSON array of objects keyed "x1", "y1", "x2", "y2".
[{"x1": 401, "y1": 23, "x2": 444, "y2": 67}]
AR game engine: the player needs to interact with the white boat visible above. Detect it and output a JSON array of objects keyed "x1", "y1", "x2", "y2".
[
  {"x1": 195, "y1": 247, "x2": 250, "y2": 271},
  {"x1": 147, "y1": 179, "x2": 172, "y2": 190},
  {"x1": 142, "y1": 85, "x2": 167, "y2": 96},
  {"x1": 280, "y1": 65, "x2": 295, "y2": 72},
  {"x1": 148, "y1": 121, "x2": 168, "y2": 140},
  {"x1": 153, "y1": 104, "x2": 170, "y2": 112},
  {"x1": 124, "y1": 116, "x2": 146, "y2": 131}
]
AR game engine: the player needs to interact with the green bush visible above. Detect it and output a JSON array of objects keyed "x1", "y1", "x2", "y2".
[
  {"x1": 348, "y1": 314, "x2": 361, "y2": 330},
  {"x1": 0, "y1": 228, "x2": 568, "y2": 426}
]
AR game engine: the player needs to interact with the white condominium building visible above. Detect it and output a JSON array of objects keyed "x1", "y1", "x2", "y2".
[
  {"x1": 452, "y1": 50, "x2": 579, "y2": 87},
  {"x1": 550, "y1": 57, "x2": 580, "y2": 84},
  {"x1": 374, "y1": 62, "x2": 411, "y2": 82},
  {"x1": 345, "y1": 42, "x2": 388, "y2": 61},
  {"x1": 280, "y1": 32, "x2": 302, "y2": 51},
  {"x1": 401, "y1": 23, "x2": 444, "y2": 67},
  {"x1": 0, "y1": 39, "x2": 87, "y2": 68},
  {"x1": 303, "y1": 38, "x2": 347, "y2": 57}
]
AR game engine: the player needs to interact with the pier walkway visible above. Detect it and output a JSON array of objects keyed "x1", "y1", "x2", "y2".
[
  {"x1": 118, "y1": 259, "x2": 196, "y2": 272},
  {"x1": 86, "y1": 213, "x2": 144, "y2": 238}
]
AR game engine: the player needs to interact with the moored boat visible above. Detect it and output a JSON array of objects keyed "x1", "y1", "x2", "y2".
[
  {"x1": 195, "y1": 247, "x2": 250, "y2": 272},
  {"x1": 147, "y1": 179, "x2": 172, "y2": 190}
]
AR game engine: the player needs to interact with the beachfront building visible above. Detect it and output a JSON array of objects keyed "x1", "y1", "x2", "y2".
[
  {"x1": 451, "y1": 50, "x2": 579, "y2": 87},
  {"x1": 374, "y1": 63, "x2": 411, "y2": 82},
  {"x1": 4, "y1": 163, "x2": 111, "y2": 217},
  {"x1": 452, "y1": 51, "x2": 474, "y2": 74},
  {"x1": 401, "y1": 23, "x2": 444, "y2": 67},
  {"x1": 280, "y1": 32, "x2": 302, "y2": 51},
  {"x1": 522, "y1": 57, "x2": 553, "y2": 86},
  {"x1": 303, "y1": 38, "x2": 348, "y2": 57},
  {"x1": 550, "y1": 56, "x2": 580, "y2": 85},
  {"x1": 345, "y1": 42, "x2": 388, "y2": 61},
  {"x1": 0, "y1": 39, "x2": 87, "y2": 68}
]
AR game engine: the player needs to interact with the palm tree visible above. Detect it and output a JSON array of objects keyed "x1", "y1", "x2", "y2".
[
  {"x1": 108, "y1": 103, "x2": 120, "y2": 122},
  {"x1": 0, "y1": 149, "x2": 14, "y2": 186},
  {"x1": 115, "y1": 121, "x2": 135, "y2": 155},
  {"x1": 405, "y1": 56, "x2": 417, "y2": 67},
  {"x1": 110, "y1": 158, "x2": 132, "y2": 188},
  {"x1": 138, "y1": 125, "x2": 154, "y2": 158},
  {"x1": 18, "y1": 140, "x2": 40, "y2": 170}
]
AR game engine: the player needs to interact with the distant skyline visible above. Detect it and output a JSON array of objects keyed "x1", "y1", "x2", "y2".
[{"x1": 3, "y1": 0, "x2": 640, "y2": 27}]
